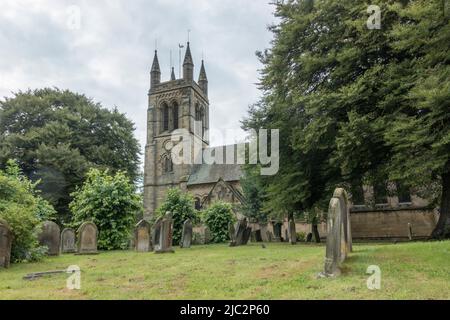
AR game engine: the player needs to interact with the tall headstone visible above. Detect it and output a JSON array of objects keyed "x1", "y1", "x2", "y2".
[
  {"x1": 38, "y1": 221, "x2": 60, "y2": 256},
  {"x1": 135, "y1": 220, "x2": 152, "y2": 252},
  {"x1": 234, "y1": 219, "x2": 248, "y2": 246},
  {"x1": 272, "y1": 222, "x2": 282, "y2": 242},
  {"x1": 152, "y1": 217, "x2": 163, "y2": 250},
  {"x1": 289, "y1": 219, "x2": 297, "y2": 245},
  {"x1": 60, "y1": 228, "x2": 76, "y2": 254},
  {"x1": 228, "y1": 222, "x2": 236, "y2": 246},
  {"x1": 242, "y1": 227, "x2": 252, "y2": 245},
  {"x1": 321, "y1": 188, "x2": 353, "y2": 277},
  {"x1": 77, "y1": 222, "x2": 98, "y2": 255},
  {"x1": 0, "y1": 219, "x2": 12, "y2": 269},
  {"x1": 155, "y1": 213, "x2": 174, "y2": 253},
  {"x1": 181, "y1": 219, "x2": 193, "y2": 248}
]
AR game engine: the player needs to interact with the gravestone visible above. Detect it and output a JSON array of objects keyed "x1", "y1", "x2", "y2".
[
  {"x1": 260, "y1": 223, "x2": 269, "y2": 242},
  {"x1": 242, "y1": 227, "x2": 252, "y2": 245},
  {"x1": 306, "y1": 233, "x2": 313, "y2": 243},
  {"x1": 0, "y1": 219, "x2": 12, "y2": 269},
  {"x1": 284, "y1": 229, "x2": 289, "y2": 243},
  {"x1": 152, "y1": 217, "x2": 163, "y2": 250},
  {"x1": 38, "y1": 221, "x2": 60, "y2": 256},
  {"x1": 233, "y1": 219, "x2": 248, "y2": 246},
  {"x1": 135, "y1": 220, "x2": 152, "y2": 252},
  {"x1": 289, "y1": 219, "x2": 297, "y2": 245},
  {"x1": 266, "y1": 231, "x2": 273, "y2": 242},
  {"x1": 77, "y1": 222, "x2": 98, "y2": 255},
  {"x1": 252, "y1": 230, "x2": 263, "y2": 242},
  {"x1": 228, "y1": 222, "x2": 236, "y2": 246},
  {"x1": 181, "y1": 219, "x2": 193, "y2": 248},
  {"x1": 321, "y1": 188, "x2": 353, "y2": 277},
  {"x1": 155, "y1": 213, "x2": 174, "y2": 253},
  {"x1": 272, "y1": 222, "x2": 282, "y2": 242},
  {"x1": 60, "y1": 228, "x2": 76, "y2": 253}
]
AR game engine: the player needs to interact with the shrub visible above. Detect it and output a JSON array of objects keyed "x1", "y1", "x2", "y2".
[
  {"x1": 296, "y1": 232, "x2": 306, "y2": 242},
  {"x1": 0, "y1": 160, "x2": 51, "y2": 262},
  {"x1": 202, "y1": 202, "x2": 236, "y2": 243},
  {"x1": 69, "y1": 169, "x2": 142, "y2": 250},
  {"x1": 156, "y1": 188, "x2": 198, "y2": 245}
]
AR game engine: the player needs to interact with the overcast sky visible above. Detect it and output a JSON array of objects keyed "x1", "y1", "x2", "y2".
[{"x1": 0, "y1": 0, "x2": 276, "y2": 165}]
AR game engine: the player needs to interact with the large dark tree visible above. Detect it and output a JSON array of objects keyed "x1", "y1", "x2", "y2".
[
  {"x1": 0, "y1": 88, "x2": 141, "y2": 223},
  {"x1": 243, "y1": 0, "x2": 449, "y2": 238}
]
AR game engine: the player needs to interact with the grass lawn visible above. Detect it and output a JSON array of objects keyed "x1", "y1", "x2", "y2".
[{"x1": 0, "y1": 241, "x2": 449, "y2": 300}]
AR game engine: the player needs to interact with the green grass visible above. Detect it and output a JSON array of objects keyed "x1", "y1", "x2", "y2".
[{"x1": 0, "y1": 241, "x2": 449, "y2": 300}]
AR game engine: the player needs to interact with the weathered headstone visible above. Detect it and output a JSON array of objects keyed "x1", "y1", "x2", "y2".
[
  {"x1": 60, "y1": 228, "x2": 76, "y2": 254},
  {"x1": 0, "y1": 219, "x2": 12, "y2": 269},
  {"x1": 242, "y1": 227, "x2": 252, "y2": 245},
  {"x1": 181, "y1": 219, "x2": 193, "y2": 248},
  {"x1": 252, "y1": 230, "x2": 263, "y2": 242},
  {"x1": 38, "y1": 221, "x2": 60, "y2": 256},
  {"x1": 321, "y1": 188, "x2": 353, "y2": 277},
  {"x1": 233, "y1": 219, "x2": 248, "y2": 246},
  {"x1": 155, "y1": 213, "x2": 174, "y2": 253},
  {"x1": 272, "y1": 222, "x2": 282, "y2": 242},
  {"x1": 289, "y1": 219, "x2": 297, "y2": 245},
  {"x1": 135, "y1": 220, "x2": 152, "y2": 252},
  {"x1": 77, "y1": 222, "x2": 98, "y2": 255},
  {"x1": 259, "y1": 223, "x2": 269, "y2": 242},
  {"x1": 152, "y1": 217, "x2": 163, "y2": 250},
  {"x1": 228, "y1": 222, "x2": 236, "y2": 246}
]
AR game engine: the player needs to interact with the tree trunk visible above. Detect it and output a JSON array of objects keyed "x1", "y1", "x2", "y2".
[
  {"x1": 432, "y1": 172, "x2": 450, "y2": 239},
  {"x1": 313, "y1": 224, "x2": 321, "y2": 243}
]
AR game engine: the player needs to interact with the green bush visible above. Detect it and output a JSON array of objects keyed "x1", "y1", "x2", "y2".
[
  {"x1": 202, "y1": 202, "x2": 236, "y2": 244},
  {"x1": 296, "y1": 232, "x2": 306, "y2": 242},
  {"x1": 156, "y1": 188, "x2": 198, "y2": 245},
  {"x1": 69, "y1": 169, "x2": 141, "y2": 250},
  {"x1": 0, "y1": 160, "x2": 51, "y2": 262}
]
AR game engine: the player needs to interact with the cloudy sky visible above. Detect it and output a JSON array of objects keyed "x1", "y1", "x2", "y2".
[{"x1": 0, "y1": 0, "x2": 277, "y2": 165}]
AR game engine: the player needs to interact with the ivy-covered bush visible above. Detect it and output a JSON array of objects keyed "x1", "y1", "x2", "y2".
[
  {"x1": 156, "y1": 188, "x2": 198, "y2": 245},
  {"x1": 0, "y1": 160, "x2": 53, "y2": 262},
  {"x1": 202, "y1": 202, "x2": 236, "y2": 244},
  {"x1": 69, "y1": 169, "x2": 142, "y2": 250}
]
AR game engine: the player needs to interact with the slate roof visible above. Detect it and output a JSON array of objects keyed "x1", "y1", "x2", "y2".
[{"x1": 187, "y1": 163, "x2": 243, "y2": 186}]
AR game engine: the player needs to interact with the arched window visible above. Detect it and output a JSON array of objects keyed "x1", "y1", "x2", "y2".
[
  {"x1": 194, "y1": 197, "x2": 201, "y2": 210},
  {"x1": 162, "y1": 103, "x2": 169, "y2": 132},
  {"x1": 172, "y1": 103, "x2": 179, "y2": 130}
]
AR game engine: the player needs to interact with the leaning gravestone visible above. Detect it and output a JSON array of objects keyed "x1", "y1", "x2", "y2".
[
  {"x1": 228, "y1": 222, "x2": 236, "y2": 246},
  {"x1": 152, "y1": 217, "x2": 163, "y2": 250},
  {"x1": 233, "y1": 219, "x2": 248, "y2": 246},
  {"x1": 180, "y1": 219, "x2": 193, "y2": 248},
  {"x1": 135, "y1": 220, "x2": 152, "y2": 252},
  {"x1": 320, "y1": 188, "x2": 353, "y2": 277},
  {"x1": 0, "y1": 219, "x2": 13, "y2": 269},
  {"x1": 242, "y1": 227, "x2": 252, "y2": 245},
  {"x1": 77, "y1": 222, "x2": 98, "y2": 255},
  {"x1": 38, "y1": 221, "x2": 60, "y2": 256},
  {"x1": 289, "y1": 219, "x2": 297, "y2": 245},
  {"x1": 60, "y1": 228, "x2": 76, "y2": 253},
  {"x1": 155, "y1": 213, "x2": 174, "y2": 253}
]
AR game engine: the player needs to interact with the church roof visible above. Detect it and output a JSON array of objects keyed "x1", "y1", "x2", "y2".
[{"x1": 187, "y1": 163, "x2": 243, "y2": 186}]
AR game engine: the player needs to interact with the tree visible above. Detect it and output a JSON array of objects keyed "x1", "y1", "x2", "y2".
[
  {"x1": 240, "y1": 165, "x2": 268, "y2": 223},
  {"x1": 69, "y1": 169, "x2": 142, "y2": 250},
  {"x1": 243, "y1": 0, "x2": 449, "y2": 238},
  {"x1": 0, "y1": 160, "x2": 54, "y2": 262},
  {"x1": 203, "y1": 202, "x2": 236, "y2": 243},
  {"x1": 0, "y1": 88, "x2": 141, "y2": 223},
  {"x1": 156, "y1": 188, "x2": 199, "y2": 246}
]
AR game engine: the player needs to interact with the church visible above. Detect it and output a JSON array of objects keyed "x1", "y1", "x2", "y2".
[{"x1": 143, "y1": 42, "x2": 245, "y2": 219}]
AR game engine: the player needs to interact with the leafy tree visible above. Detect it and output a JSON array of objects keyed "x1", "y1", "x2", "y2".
[
  {"x1": 0, "y1": 160, "x2": 53, "y2": 262},
  {"x1": 202, "y1": 202, "x2": 236, "y2": 243},
  {"x1": 69, "y1": 169, "x2": 142, "y2": 250},
  {"x1": 0, "y1": 88, "x2": 141, "y2": 223},
  {"x1": 243, "y1": 0, "x2": 450, "y2": 238},
  {"x1": 240, "y1": 165, "x2": 268, "y2": 222},
  {"x1": 156, "y1": 188, "x2": 199, "y2": 246}
]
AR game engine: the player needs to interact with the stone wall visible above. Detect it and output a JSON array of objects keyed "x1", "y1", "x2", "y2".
[{"x1": 250, "y1": 207, "x2": 438, "y2": 242}]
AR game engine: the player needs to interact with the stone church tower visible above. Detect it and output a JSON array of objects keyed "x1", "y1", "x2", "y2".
[{"x1": 143, "y1": 43, "x2": 210, "y2": 218}]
